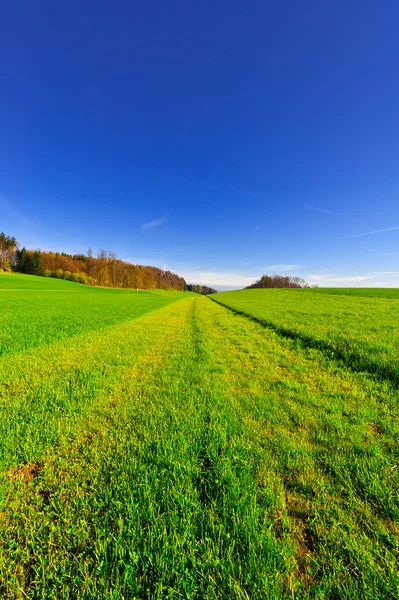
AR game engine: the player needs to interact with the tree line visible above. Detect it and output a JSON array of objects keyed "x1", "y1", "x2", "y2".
[
  {"x1": 2, "y1": 232, "x2": 186, "y2": 291},
  {"x1": 246, "y1": 274, "x2": 310, "y2": 289},
  {"x1": 186, "y1": 284, "x2": 217, "y2": 295}
]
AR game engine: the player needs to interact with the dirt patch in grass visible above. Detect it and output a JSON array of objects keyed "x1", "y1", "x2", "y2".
[{"x1": 7, "y1": 462, "x2": 42, "y2": 483}]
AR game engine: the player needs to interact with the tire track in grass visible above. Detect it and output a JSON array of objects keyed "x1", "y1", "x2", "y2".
[{"x1": 188, "y1": 299, "x2": 290, "y2": 599}]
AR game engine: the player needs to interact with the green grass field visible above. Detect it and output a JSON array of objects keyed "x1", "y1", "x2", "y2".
[
  {"x1": 212, "y1": 288, "x2": 399, "y2": 385},
  {"x1": 1, "y1": 273, "x2": 398, "y2": 599}
]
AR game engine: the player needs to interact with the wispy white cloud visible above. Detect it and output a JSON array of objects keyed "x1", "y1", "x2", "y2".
[
  {"x1": 343, "y1": 226, "x2": 399, "y2": 239},
  {"x1": 305, "y1": 204, "x2": 338, "y2": 216},
  {"x1": 330, "y1": 276, "x2": 375, "y2": 282},
  {"x1": 308, "y1": 271, "x2": 399, "y2": 286},
  {"x1": 181, "y1": 267, "x2": 399, "y2": 290},
  {"x1": 182, "y1": 270, "x2": 260, "y2": 288},
  {"x1": 141, "y1": 216, "x2": 166, "y2": 231},
  {"x1": 253, "y1": 225, "x2": 260, "y2": 236},
  {"x1": 309, "y1": 274, "x2": 338, "y2": 280},
  {"x1": 183, "y1": 265, "x2": 308, "y2": 289},
  {"x1": 309, "y1": 274, "x2": 374, "y2": 282}
]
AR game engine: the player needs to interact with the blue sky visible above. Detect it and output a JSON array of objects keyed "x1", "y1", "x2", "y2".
[{"x1": 1, "y1": 1, "x2": 398, "y2": 289}]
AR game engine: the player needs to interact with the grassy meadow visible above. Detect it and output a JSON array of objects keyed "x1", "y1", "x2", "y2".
[
  {"x1": 0, "y1": 273, "x2": 398, "y2": 599},
  {"x1": 212, "y1": 287, "x2": 399, "y2": 385}
]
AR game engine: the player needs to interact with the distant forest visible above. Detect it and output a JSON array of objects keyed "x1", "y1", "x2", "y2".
[
  {"x1": 246, "y1": 274, "x2": 310, "y2": 289},
  {"x1": 186, "y1": 284, "x2": 217, "y2": 295},
  {"x1": 1, "y1": 231, "x2": 312, "y2": 294},
  {"x1": 1, "y1": 232, "x2": 187, "y2": 291}
]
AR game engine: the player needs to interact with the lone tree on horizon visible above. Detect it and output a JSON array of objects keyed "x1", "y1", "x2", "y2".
[{"x1": 246, "y1": 274, "x2": 309, "y2": 289}]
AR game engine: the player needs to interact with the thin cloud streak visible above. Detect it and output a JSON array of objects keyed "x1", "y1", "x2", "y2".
[
  {"x1": 182, "y1": 270, "x2": 260, "y2": 287},
  {"x1": 343, "y1": 226, "x2": 399, "y2": 239},
  {"x1": 309, "y1": 274, "x2": 338, "y2": 280},
  {"x1": 180, "y1": 268, "x2": 399, "y2": 289},
  {"x1": 309, "y1": 275, "x2": 374, "y2": 282},
  {"x1": 305, "y1": 204, "x2": 338, "y2": 216},
  {"x1": 253, "y1": 225, "x2": 260, "y2": 236},
  {"x1": 141, "y1": 216, "x2": 166, "y2": 231}
]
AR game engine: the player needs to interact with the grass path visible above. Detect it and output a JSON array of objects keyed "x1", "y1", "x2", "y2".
[{"x1": 0, "y1": 295, "x2": 398, "y2": 598}]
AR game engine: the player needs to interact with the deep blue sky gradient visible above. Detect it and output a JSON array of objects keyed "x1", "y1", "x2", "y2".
[{"x1": 1, "y1": 1, "x2": 398, "y2": 288}]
